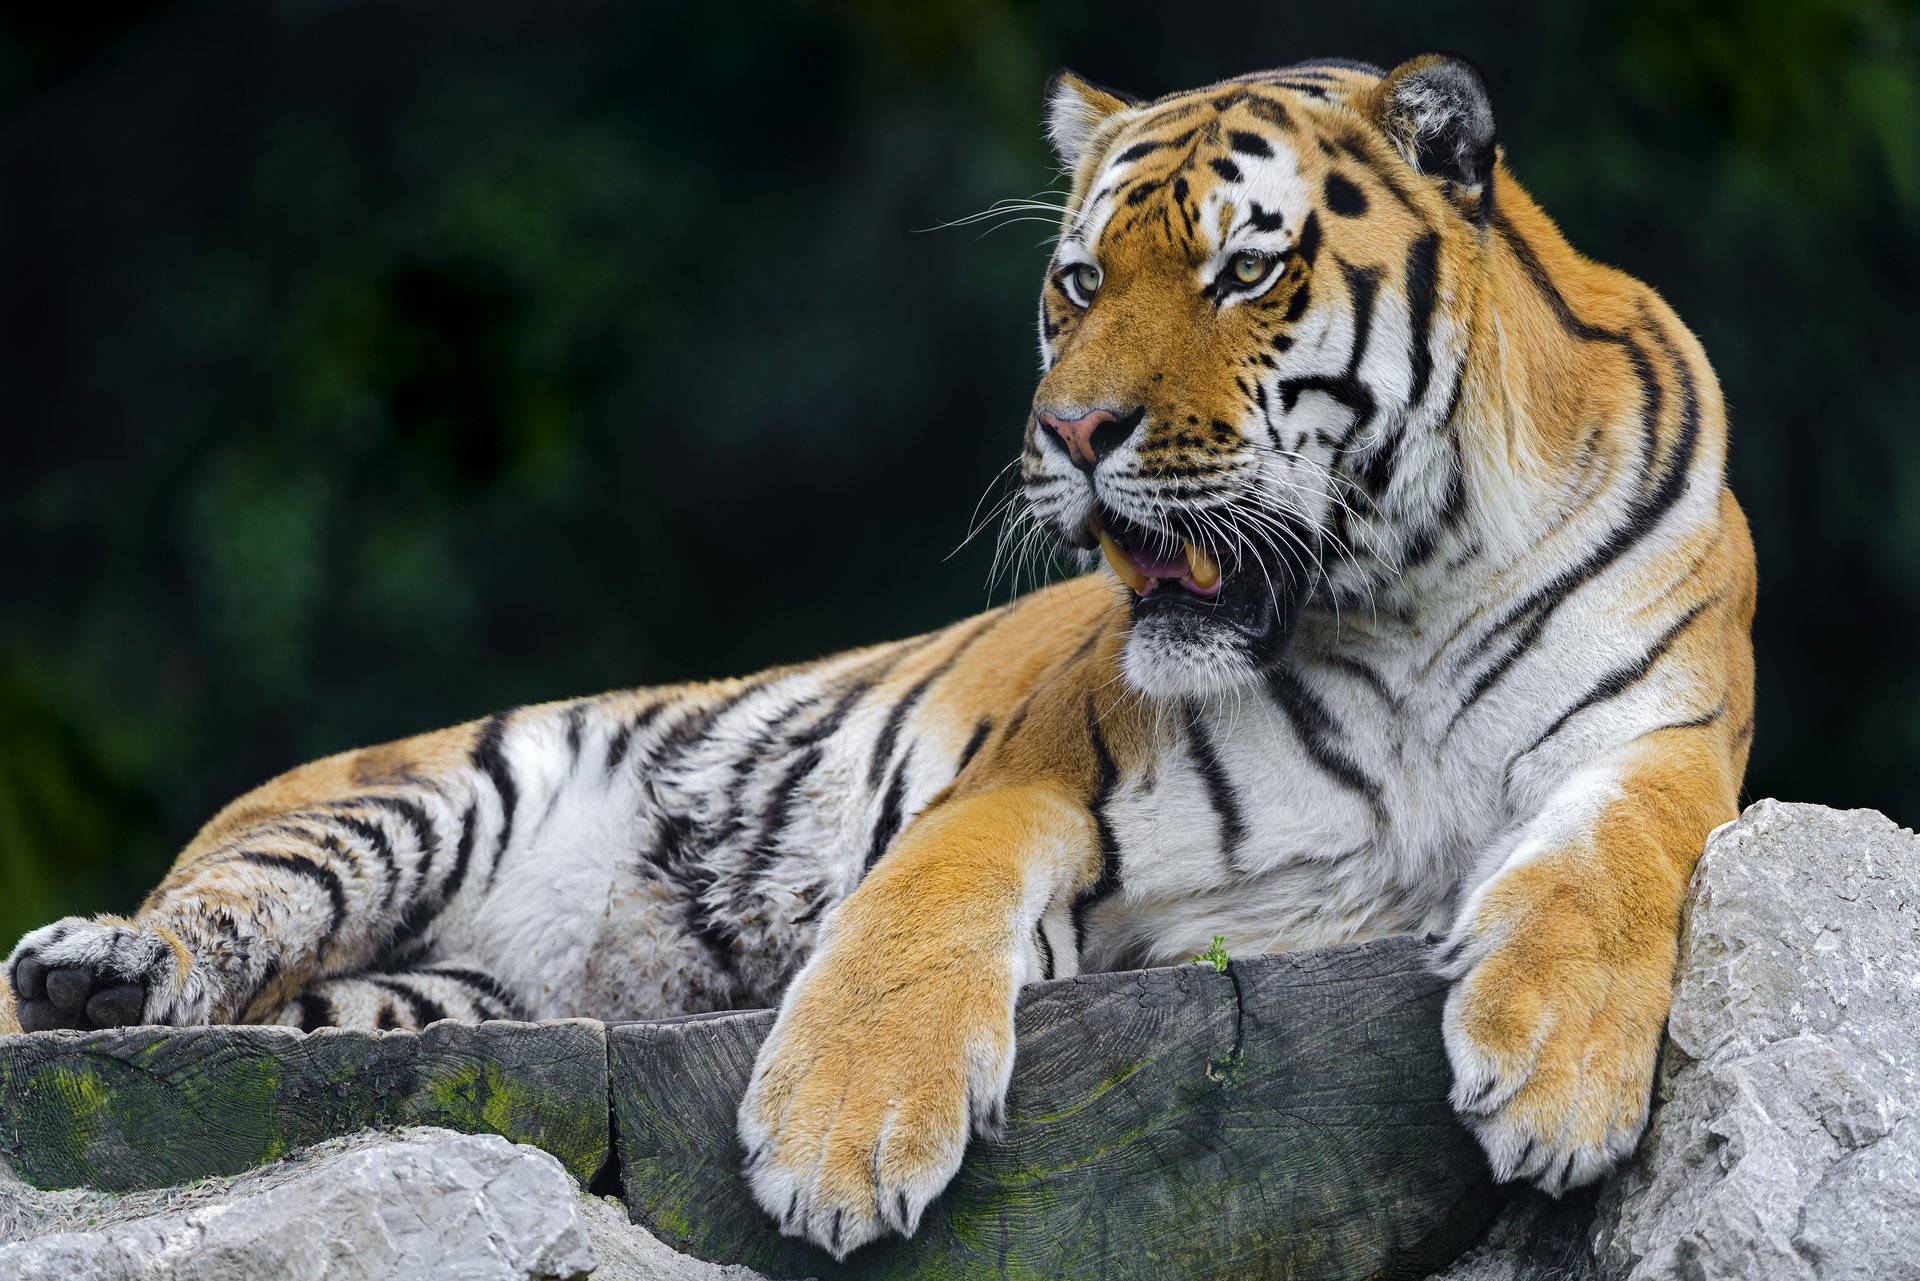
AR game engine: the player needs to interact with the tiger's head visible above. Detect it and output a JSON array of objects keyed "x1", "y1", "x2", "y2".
[{"x1": 1022, "y1": 55, "x2": 1499, "y2": 698}]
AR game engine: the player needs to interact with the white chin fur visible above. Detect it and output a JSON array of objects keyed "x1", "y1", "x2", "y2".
[{"x1": 1119, "y1": 616, "x2": 1263, "y2": 700}]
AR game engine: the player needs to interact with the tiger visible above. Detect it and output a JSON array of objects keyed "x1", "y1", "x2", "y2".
[{"x1": 5, "y1": 52, "x2": 1753, "y2": 1261}]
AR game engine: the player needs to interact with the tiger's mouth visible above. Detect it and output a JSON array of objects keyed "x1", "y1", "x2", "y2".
[
  {"x1": 1087, "y1": 506, "x2": 1306, "y2": 651},
  {"x1": 1090, "y1": 510, "x2": 1223, "y2": 599}
]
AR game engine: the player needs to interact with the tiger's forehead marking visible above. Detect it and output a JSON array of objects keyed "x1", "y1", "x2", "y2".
[{"x1": 1061, "y1": 89, "x2": 1335, "y2": 267}]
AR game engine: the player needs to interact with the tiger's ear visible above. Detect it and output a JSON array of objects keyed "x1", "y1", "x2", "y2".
[
  {"x1": 1044, "y1": 70, "x2": 1137, "y2": 172},
  {"x1": 1370, "y1": 54, "x2": 1498, "y2": 219}
]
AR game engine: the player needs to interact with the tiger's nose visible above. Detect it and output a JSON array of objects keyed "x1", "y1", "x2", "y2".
[{"x1": 1037, "y1": 407, "x2": 1145, "y2": 473}]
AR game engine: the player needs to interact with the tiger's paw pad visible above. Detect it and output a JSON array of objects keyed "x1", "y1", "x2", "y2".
[
  {"x1": 737, "y1": 1024, "x2": 1003, "y2": 1259},
  {"x1": 7, "y1": 919, "x2": 182, "y2": 1031},
  {"x1": 1440, "y1": 938, "x2": 1665, "y2": 1195}
]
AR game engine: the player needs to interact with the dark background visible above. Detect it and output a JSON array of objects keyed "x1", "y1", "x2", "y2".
[{"x1": 3, "y1": 0, "x2": 1916, "y2": 946}]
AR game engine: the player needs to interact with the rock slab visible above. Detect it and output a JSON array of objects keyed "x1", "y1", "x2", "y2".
[
  {"x1": 0, "y1": 1127, "x2": 598, "y2": 1280},
  {"x1": 0, "y1": 1125, "x2": 790, "y2": 1280},
  {"x1": 0, "y1": 1017, "x2": 609, "y2": 1190},
  {"x1": 1594, "y1": 801, "x2": 1920, "y2": 1280},
  {"x1": 612, "y1": 935, "x2": 1507, "y2": 1280}
]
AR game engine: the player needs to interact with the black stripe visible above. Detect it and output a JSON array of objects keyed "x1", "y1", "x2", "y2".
[
  {"x1": 864, "y1": 748, "x2": 913, "y2": 873},
  {"x1": 1276, "y1": 261, "x2": 1378, "y2": 451},
  {"x1": 790, "y1": 888, "x2": 830, "y2": 926},
  {"x1": 1036, "y1": 924, "x2": 1056, "y2": 981},
  {"x1": 376, "y1": 1002, "x2": 401, "y2": 1031},
  {"x1": 372, "y1": 976, "x2": 449, "y2": 1027},
  {"x1": 1517, "y1": 599, "x2": 1716, "y2": 761},
  {"x1": 866, "y1": 612, "x2": 1005, "y2": 790},
  {"x1": 369, "y1": 977, "x2": 425, "y2": 1027},
  {"x1": 1331, "y1": 262, "x2": 1381, "y2": 450},
  {"x1": 605, "y1": 701, "x2": 666, "y2": 776},
  {"x1": 1450, "y1": 297, "x2": 1701, "y2": 724},
  {"x1": 1242, "y1": 94, "x2": 1294, "y2": 131},
  {"x1": 438, "y1": 805, "x2": 478, "y2": 912},
  {"x1": 1358, "y1": 420, "x2": 1403, "y2": 500},
  {"x1": 1070, "y1": 698, "x2": 1123, "y2": 955},
  {"x1": 377, "y1": 802, "x2": 475, "y2": 967},
  {"x1": 1322, "y1": 654, "x2": 1395, "y2": 707},
  {"x1": 1334, "y1": 135, "x2": 1426, "y2": 220},
  {"x1": 1324, "y1": 172, "x2": 1367, "y2": 217},
  {"x1": 358, "y1": 795, "x2": 437, "y2": 858},
  {"x1": 295, "y1": 992, "x2": 332, "y2": 1032},
  {"x1": 1265, "y1": 666, "x2": 1383, "y2": 808},
  {"x1": 239, "y1": 850, "x2": 348, "y2": 951},
  {"x1": 706, "y1": 691, "x2": 824, "y2": 852},
  {"x1": 684, "y1": 883, "x2": 743, "y2": 980},
  {"x1": 1209, "y1": 156, "x2": 1241, "y2": 183},
  {"x1": 242, "y1": 954, "x2": 281, "y2": 1016},
  {"x1": 955, "y1": 716, "x2": 993, "y2": 774},
  {"x1": 1183, "y1": 704, "x2": 1247, "y2": 858},
  {"x1": 1403, "y1": 230, "x2": 1440, "y2": 408},
  {"x1": 472, "y1": 712, "x2": 521, "y2": 889},
  {"x1": 1227, "y1": 129, "x2": 1272, "y2": 157},
  {"x1": 1112, "y1": 130, "x2": 1194, "y2": 165},
  {"x1": 754, "y1": 745, "x2": 820, "y2": 865},
  {"x1": 1495, "y1": 207, "x2": 1631, "y2": 346},
  {"x1": 1635, "y1": 703, "x2": 1727, "y2": 742},
  {"x1": 414, "y1": 966, "x2": 518, "y2": 1017},
  {"x1": 721, "y1": 647, "x2": 925, "y2": 897},
  {"x1": 359, "y1": 795, "x2": 439, "y2": 910},
  {"x1": 330, "y1": 813, "x2": 400, "y2": 910},
  {"x1": 1244, "y1": 202, "x2": 1284, "y2": 233},
  {"x1": 1494, "y1": 206, "x2": 1666, "y2": 478},
  {"x1": 1293, "y1": 211, "x2": 1321, "y2": 271},
  {"x1": 564, "y1": 701, "x2": 588, "y2": 764},
  {"x1": 1000, "y1": 697, "x2": 1034, "y2": 745}
]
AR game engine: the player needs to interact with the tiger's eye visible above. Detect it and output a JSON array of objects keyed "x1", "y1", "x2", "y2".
[
  {"x1": 1074, "y1": 264, "x2": 1102, "y2": 297},
  {"x1": 1231, "y1": 252, "x2": 1270, "y2": 284}
]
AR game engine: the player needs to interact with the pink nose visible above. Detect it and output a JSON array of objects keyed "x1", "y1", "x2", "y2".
[{"x1": 1038, "y1": 408, "x2": 1138, "y2": 472}]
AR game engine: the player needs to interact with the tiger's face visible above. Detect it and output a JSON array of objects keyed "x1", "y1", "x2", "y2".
[{"x1": 1022, "y1": 57, "x2": 1496, "y2": 698}]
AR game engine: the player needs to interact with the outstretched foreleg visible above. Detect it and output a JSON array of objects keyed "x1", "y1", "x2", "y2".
[{"x1": 6, "y1": 695, "x2": 657, "y2": 1031}]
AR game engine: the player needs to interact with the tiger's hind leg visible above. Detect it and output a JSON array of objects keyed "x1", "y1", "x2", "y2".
[{"x1": 264, "y1": 963, "x2": 522, "y2": 1031}]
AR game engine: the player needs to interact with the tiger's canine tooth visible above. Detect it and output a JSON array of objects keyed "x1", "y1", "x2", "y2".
[
  {"x1": 1186, "y1": 543, "x2": 1220, "y2": 590},
  {"x1": 1093, "y1": 520, "x2": 1149, "y2": 593}
]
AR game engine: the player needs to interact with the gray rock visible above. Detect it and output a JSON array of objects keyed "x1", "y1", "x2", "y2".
[
  {"x1": 569, "y1": 1190, "x2": 806, "y2": 1281},
  {"x1": 1592, "y1": 800, "x2": 1920, "y2": 1281},
  {"x1": 0, "y1": 1126, "x2": 785, "y2": 1280}
]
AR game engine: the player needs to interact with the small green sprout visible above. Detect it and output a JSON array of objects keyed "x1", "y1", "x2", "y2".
[{"x1": 1193, "y1": 934, "x2": 1230, "y2": 972}]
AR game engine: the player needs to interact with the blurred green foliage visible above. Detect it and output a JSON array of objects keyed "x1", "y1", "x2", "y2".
[{"x1": 1, "y1": 0, "x2": 1916, "y2": 947}]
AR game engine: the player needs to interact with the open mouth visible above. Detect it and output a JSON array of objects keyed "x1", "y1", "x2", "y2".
[
  {"x1": 1086, "y1": 506, "x2": 1306, "y2": 657},
  {"x1": 1089, "y1": 509, "x2": 1226, "y2": 602}
]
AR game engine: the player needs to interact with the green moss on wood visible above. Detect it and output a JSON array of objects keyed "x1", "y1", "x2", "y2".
[{"x1": 0, "y1": 1021, "x2": 608, "y2": 1192}]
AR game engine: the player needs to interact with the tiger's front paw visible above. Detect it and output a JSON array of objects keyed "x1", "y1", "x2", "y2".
[
  {"x1": 1439, "y1": 912, "x2": 1673, "y2": 1194},
  {"x1": 737, "y1": 949, "x2": 1015, "y2": 1260},
  {"x1": 6, "y1": 918, "x2": 205, "y2": 1031}
]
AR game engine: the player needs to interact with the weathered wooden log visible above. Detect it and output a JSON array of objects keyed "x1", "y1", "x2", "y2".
[
  {"x1": 0, "y1": 1017, "x2": 608, "y2": 1190},
  {"x1": 611, "y1": 935, "x2": 1508, "y2": 1280}
]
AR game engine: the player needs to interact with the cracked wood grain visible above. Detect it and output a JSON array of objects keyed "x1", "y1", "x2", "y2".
[{"x1": 609, "y1": 935, "x2": 1507, "y2": 1280}]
